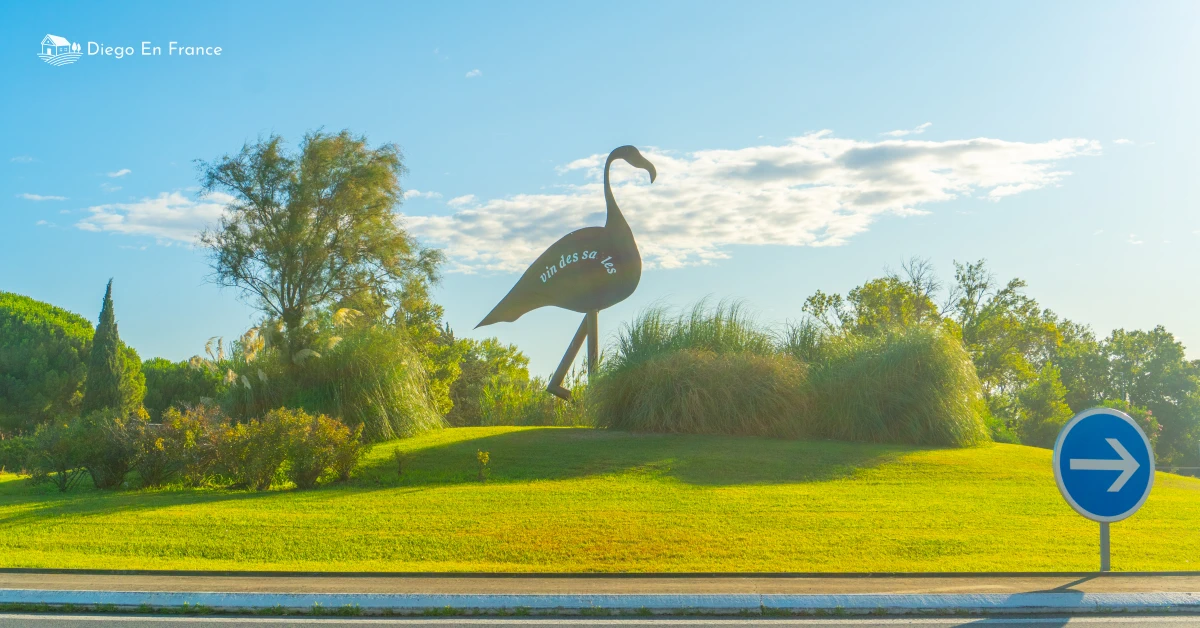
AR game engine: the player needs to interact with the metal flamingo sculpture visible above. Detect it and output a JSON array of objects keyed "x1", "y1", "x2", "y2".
[{"x1": 476, "y1": 145, "x2": 656, "y2": 399}]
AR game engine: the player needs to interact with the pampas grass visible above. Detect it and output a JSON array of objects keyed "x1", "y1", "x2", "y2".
[{"x1": 592, "y1": 301, "x2": 989, "y2": 447}]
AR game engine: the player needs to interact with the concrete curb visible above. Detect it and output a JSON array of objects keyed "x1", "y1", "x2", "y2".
[{"x1": 2, "y1": 589, "x2": 1200, "y2": 616}]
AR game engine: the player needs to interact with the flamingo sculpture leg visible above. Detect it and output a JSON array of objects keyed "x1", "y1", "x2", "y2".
[{"x1": 476, "y1": 146, "x2": 656, "y2": 400}]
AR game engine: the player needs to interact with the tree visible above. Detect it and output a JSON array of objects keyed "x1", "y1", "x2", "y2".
[
  {"x1": 0, "y1": 292, "x2": 92, "y2": 433},
  {"x1": 199, "y1": 130, "x2": 443, "y2": 360},
  {"x1": 1103, "y1": 327, "x2": 1200, "y2": 464},
  {"x1": 448, "y1": 337, "x2": 531, "y2": 426},
  {"x1": 80, "y1": 280, "x2": 144, "y2": 416}
]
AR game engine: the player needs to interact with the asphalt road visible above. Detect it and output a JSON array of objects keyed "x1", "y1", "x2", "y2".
[{"x1": 1, "y1": 616, "x2": 1199, "y2": 627}]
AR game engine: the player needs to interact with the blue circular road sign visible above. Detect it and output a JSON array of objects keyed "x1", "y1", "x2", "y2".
[{"x1": 1053, "y1": 407, "x2": 1155, "y2": 523}]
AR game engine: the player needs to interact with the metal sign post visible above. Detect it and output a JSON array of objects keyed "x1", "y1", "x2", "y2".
[{"x1": 1053, "y1": 407, "x2": 1155, "y2": 573}]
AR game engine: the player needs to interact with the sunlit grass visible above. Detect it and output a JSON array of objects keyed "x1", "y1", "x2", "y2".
[{"x1": 0, "y1": 426, "x2": 1196, "y2": 572}]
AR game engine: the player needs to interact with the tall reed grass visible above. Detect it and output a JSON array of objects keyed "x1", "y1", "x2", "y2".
[{"x1": 592, "y1": 302, "x2": 989, "y2": 447}]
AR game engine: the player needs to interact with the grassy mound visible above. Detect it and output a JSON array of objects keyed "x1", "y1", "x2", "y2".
[
  {"x1": 594, "y1": 303, "x2": 987, "y2": 447},
  {"x1": 0, "y1": 426, "x2": 1197, "y2": 572}
]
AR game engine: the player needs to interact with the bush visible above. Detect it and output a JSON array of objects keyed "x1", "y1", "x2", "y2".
[
  {"x1": 285, "y1": 410, "x2": 361, "y2": 489},
  {"x1": 0, "y1": 292, "x2": 144, "y2": 435},
  {"x1": 142, "y1": 358, "x2": 224, "y2": 421},
  {"x1": 808, "y1": 326, "x2": 989, "y2": 447},
  {"x1": 448, "y1": 338, "x2": 531, "y2": 427},
  {"x1": 0, "y1": 436, "x2": 30, "y2": 474},
  {"x1": 479, "y1": 371, "x2": 592, "y2": 427},
  {"x1": 595, "y1": 302, "x2": 810, "y2": 437},
  {"x1": 75, "y1": 409, "x2": 143, "y2": 489},
  {"x1": 159, "y1": 404, "x2": 225, "y2": 487},
  {"x1": 226, "y1": 321, "x2": 443, "y2": 442},
  {"x1": 26, "y1": 420, "x2": 86, "y2": 492},
  {"x1": 216, "y1": 412, "x2": 293, "y2": 491}
]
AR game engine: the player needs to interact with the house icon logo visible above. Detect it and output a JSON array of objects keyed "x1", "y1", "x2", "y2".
[{"x1": 39, "y1": 34, "x2": 82, "y2": 66}]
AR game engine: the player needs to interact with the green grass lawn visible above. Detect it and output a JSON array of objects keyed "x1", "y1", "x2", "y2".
[{"x1": 1, "y1": 426, "x2": 1197, "y2": 572}]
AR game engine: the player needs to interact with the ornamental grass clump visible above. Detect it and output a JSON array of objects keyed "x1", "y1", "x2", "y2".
[
  {"x1": 805, "y1": 325, "x2": 989, "y2": 447},
  {"x1": 593, "y1": 301, "x2": 811, "y2": 437}
]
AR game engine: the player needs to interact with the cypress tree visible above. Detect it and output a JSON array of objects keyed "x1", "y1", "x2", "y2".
[{"x1": 80, "y1": 279, "x2": 127, "y2": 415}]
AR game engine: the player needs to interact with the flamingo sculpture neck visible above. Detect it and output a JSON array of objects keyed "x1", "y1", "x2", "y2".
[{"x1": 604, "y1": 145, "x2": 656, "y2": 239}]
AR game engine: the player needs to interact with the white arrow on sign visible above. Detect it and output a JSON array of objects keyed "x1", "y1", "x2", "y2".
[{"x1": 1070, "y1": 438, "x2": 1140, "y2": 492}]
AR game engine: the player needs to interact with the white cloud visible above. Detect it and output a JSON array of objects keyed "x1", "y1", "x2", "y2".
[
  {"x1": 75, "y1": 191, "x2": 233, "y2": 242},
  {"x1": 407, "y1": 132, "x2": 1101, "y2": 273},
  {"x1": 447, "y1": 194, "x2": 476, "y2": 207},
  {"x1": 465, "y1": 69, "x2": 482, "y2": 78},
  {"x1": 1113, "y1": 139, "x2": 1134, "y2": 145},
  {"x1": 17, "y1": 193, "x2": 67, "y2": 201},
  {"x1": 403, "y1": 189, "x2": 443, "y2": 200},
  {"x1": 1128, "y1": 233, "x2": 1144, "y2": 245},
  {"x1": 35, "y1": 220, "x2": 49, "y2": 226},
  {"x1": 100, "y1": 182, "x2": 122, "y2": 193},
  {"x1": 882, "y1": 122, "x2": 933, "y2": 138},
  {"x1": 1093, "y1": 229, "x2": 1104, "y2": 236},
  {"x1": 10, "y1": 156, "x2": 35, "y2": 163},
  {"x1": 107, "y1": 168, "x2": 132, "y2": 178}
]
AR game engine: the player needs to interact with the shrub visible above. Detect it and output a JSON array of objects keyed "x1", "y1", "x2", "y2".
[
  {"x1": 809, "y1": 326, "x2": 989, "y2": 447},
  {"x1": 160, "y1": 404, "x2": 225, "y2": 487},
  {"x1": 76, "y1": 408, "x2": 144, "y2": 489},
  {"x1": 448, "y1": 338, "x2": 531, "y2": 427},
  {"x1": 226, "y1": 321, "x2": 443, "y2": 442},
  {"x1": 1015, "y1": 364, "x2": 1074, "y2": 448},
  {"x1": 285, "y1": 409, "x2": 361, "y2": 489},
  {"x1": 0, "y1": 436, "x2": 30, "y2": 474},
  {"x1": 594, "y1": 349, "x2": 811, "y2": 437},
  {"x1": 0, "y1": 291, "x2": 144, "y2": 435},
  {"x1": 26, "y1": 420, "x2": 86, "y2": 492},
  {"x1": 133, "y1": 421, "x2": 174, "y2": 488},
  {"x1": 479, "y1": 370, "x2": 592, "y2": 427},
  {"x1": 142, "y1": 358, "x2": 224, "y2": 421},
  {"x1": 216, "y1": 412, "x2": 293, "y2": 491}
]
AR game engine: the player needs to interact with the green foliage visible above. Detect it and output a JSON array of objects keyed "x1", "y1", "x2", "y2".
[
  {"x1": 26, "y1": 420, "x2": 86, "y2": 492},
  {"x1": 1100, "y1": 399, "x2": 1162, "y2": 450},
  {"x1": 0, "y1": 436, "x2": 30, "y2": 474},
  {"x1": 81, "y1": 281, "x2": 145, "y2": 416},
  {"x1": 807, "y1": 327, "x2": 989, "y2": 447},
  {"x1": 0, "y1": 291, "x2": 142, "y2": 435},
  {"x1": 157, "y1": 404, "x2": 225, "y2": 487},
  {"x1": 447, "y1": 337, "x2": 530, "y2": 426},
  {"x1": 0, "y1": 292, "x2": 92, "y2": 433},
  {"x1": 608, "y1": 300, "x2": 776, "y2": 370},
  {"x1": 224, "y1": 318, "x2": 443, "y2": 442},
  {"x1": 478, "y1": 371, "x2": 592, "y2": 427},
  {"x1": 597, "y1": 302, "x2": 984, "y2": 447},
  {"x1": 142, "y1": 358, "x2": 224, "y2": 421},
  {"x1": 1014, "y1": 364, "x2": 1073, "y2": 448},
  {"x1": 595, "y1": 348, "x2": 812, "y2": 438},
  {"x1": 199, "y1": 130, "x2": 443, "y2": 361},
  {"x1": 215, "y1": 410, "x2": 295, "y2": 490},
  {"x1": 1103, "y1": 327, "x2": 1200, "y2": 463},
  {"x1": 75, "y1": 408, "x2": 143, "y2": 489},
  {"x1": 285, "y1": 410, "x2": 362, "y2": 489}
]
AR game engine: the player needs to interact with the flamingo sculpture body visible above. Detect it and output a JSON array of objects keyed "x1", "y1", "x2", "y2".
[{"x1": 476, "y1": 145, "x2": 656, "y2": 399}]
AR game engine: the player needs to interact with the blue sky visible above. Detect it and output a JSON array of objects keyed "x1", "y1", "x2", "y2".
[{"x1": 3, "y1": 1, "x2": 1198, "y2": 374}]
